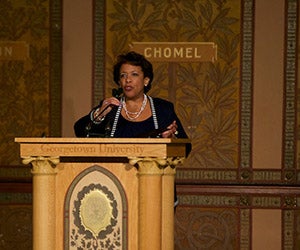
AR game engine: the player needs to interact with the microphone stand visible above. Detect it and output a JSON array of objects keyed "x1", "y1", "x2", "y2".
[
  {"x1": 85, "y1": 88, "x2": 123, "y2": 137},
  {"x1": 85, "y1": 104, "x2": 112, "y2": 137}
]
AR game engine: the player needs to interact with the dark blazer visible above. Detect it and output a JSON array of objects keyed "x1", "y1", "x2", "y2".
[{"x1": 74, "y1": 97, "x2": 188, "y2": 139}]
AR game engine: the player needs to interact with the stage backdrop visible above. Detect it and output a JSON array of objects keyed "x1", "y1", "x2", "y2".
[
  {"x1": 94, "y1": 0, "x2": 241, "y2": 172},
  {"x1": 93, "y1": 0, "x2": 300, "y2": 249},
  {"x1": 0, "y1": 0, "x2": 62, "y2": 166},
  {"x1": 0, "y1": 1, "x2": 62, "y2": 249}
]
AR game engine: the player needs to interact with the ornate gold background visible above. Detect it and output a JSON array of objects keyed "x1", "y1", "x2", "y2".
[
  {"x1": 0, "y1": 0, "x2": 299, "y2": 249},
  {"x1": 0, "y1": 0, "x2": 61, "y2": 166},
  {"x1": 95, "y1": 0, "x2": 241, "y2": 172},
  {"x1": 0, "y1": 1, "x2": 62, "y2": 249},
  {"x1": 94, "y1": 0, "x2": 300, "y2": 185},
  {"x1": 93, "y1": 1, "x2": 300, "y2": 249}
]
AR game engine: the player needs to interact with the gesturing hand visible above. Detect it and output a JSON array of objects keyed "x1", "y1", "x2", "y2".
[{"x1": 161, "y1": 120, "x2": 178, "y2": 138}]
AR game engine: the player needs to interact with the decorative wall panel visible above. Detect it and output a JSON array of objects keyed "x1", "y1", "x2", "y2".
[
  {"x1": 0, "y1": 0, "x2": 61, "y2": 248},
  {"x1": 94, "y1": 0, "x2": 299, "y2": 184},
  {"x1": 93, "y1": 0, "x2": 300, "y2": 249},
  {"x1": 284, "y1": 0, "x2": 298, "y2": 183},
  {"x1": 0, "y1": 0, "x2": 62, "y2": 166},
  {"x1": 94, "y1": 0, "x2": 245, "y2": 181},
  {"x1": 175, "y1": 185, "x2": 300, "y2": 249},
  {"x1": 0, "y1": 184, "x2": 32, "y2": 250},
  {"x1": 0, "y1": 205, "x2": 32, "y2": 250}
]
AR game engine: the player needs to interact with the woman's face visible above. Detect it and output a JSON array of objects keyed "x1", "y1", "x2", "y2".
[{"x1": 119, "y1": 63, "x2": 149, "y2": 100}]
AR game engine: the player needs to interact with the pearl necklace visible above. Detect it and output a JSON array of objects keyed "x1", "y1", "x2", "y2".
[
  {"x1": 122, "y1": 94, "x2": 147, "y2": 120},
  {"x1": 110, "y1": 95, "x2": 158, "y2": 137}
]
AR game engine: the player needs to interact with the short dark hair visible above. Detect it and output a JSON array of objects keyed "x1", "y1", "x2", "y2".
[{"x1": 113, "y1": 51, "x2": 153, "y2": 93}]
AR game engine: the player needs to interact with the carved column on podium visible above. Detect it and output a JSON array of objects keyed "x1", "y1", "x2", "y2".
[
  {"x1": 162, "y1": 157, "x2": 183, "y2": 250},
  {"x1": 22, "y1": 156, "x2": 60, "y2": 250},
  {"x1": 129, "y1": 156, "x2": 183, "y2": 250}
]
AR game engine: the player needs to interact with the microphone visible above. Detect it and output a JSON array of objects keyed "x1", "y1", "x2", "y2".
[
  {"x1": 104, "y1": 88, "x2": 123, "y2": 137},
  {"x1": 85, "y1": 104, "x2": 108, "y2": 136},
  {"x1": 93, "y1": 103, "x2": 113, "y2": 122},
  {"x1": 85, "y1": 87, "x2": 123, "y2": 137}
]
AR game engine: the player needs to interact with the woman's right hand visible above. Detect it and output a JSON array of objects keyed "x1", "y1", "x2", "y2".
[{"x1": 93, "y1": 97, "x2": 120, "y2": 121}]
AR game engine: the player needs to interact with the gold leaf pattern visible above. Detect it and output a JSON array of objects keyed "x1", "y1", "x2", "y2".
[
  {"x1": 105, "y1": 0, "x2": 240, "y2": 169},
  {"x1": 0, "y1": 0, "x2": 51, "y2": 165}
]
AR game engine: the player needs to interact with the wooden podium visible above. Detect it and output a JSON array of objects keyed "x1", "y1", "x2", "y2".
[{"x1": 15, "y1": 138, "x2": 189, "y2": 250}]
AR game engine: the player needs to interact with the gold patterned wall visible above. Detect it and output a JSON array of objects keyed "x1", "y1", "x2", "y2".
[
  {"x1": 0, "y1": 1, "x2": 62, "y2": 249},
  {"x1": 0, "y1": 204, "x2": 32, "y2": 249},
  {"x1": 94, "y1": 0, "x2": 300, "y2": 185},
  {"x1": 0, "y1": 0, "x2": 62, "y2": 166},
  {"x1": 1, "y1": 0, "x2": 299, "y2": 249},
  {"x1": 94, "y1": 0, "x2": 300, "y2": 249},
  {"x1": 94, "y1": 0, "x2": 241, "y2": 172}
]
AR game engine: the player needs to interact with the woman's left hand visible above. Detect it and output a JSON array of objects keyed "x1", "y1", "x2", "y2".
[{"x1": 161, "y1": 120, "x2": 178, "y2": 138}]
